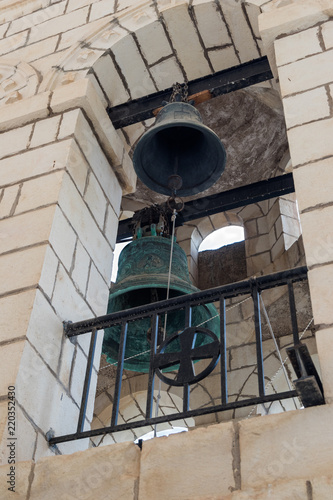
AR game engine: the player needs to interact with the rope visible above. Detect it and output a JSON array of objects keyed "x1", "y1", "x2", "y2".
[
  {"x1": 260, "y1": 295, "x2": 298, "y2": 410},
  {"x1": 154, "y1": 209, "x2": 177, "y2": 436},
  {"x1": 246, "y1": 316, "x2": 314, "y2": 418}
]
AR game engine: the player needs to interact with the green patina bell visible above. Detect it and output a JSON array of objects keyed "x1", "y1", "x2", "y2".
[{"x1": 102, "y1": 235, "x2": 220, "y2": 372}]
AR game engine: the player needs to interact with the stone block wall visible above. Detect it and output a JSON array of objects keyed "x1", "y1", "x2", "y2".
[
  {"x1": 259, "y1": 0, "x2": 333, "y2": 403},
  {"x1": 0, "y1": 79, "x2": 134, "y2": 461},
  {"x1": 2, "y1": 402, "x2": 333, "y2": 499}
]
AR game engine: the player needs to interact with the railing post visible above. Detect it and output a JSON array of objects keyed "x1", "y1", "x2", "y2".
[
  {"x1": 146, "y1": 314, "x2": 159, "y2": 419},
  {"x1": 77, "y1": 328, "x2": 98, "y2": 434},
  {"x1": 220, "y1": 297, "x2": 228, "y2": 405},
  {"x1": 110, "y1": 321, "x2": 128, "y2": 427},
  {"x1": 251, "y1": 280, "x2": 265, "y2": 397}
]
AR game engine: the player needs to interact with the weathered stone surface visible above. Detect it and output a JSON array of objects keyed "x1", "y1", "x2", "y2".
[
  {"x1": 288, "y1": 118, "x2": 333, "y2": 167},
  {"x1": 199, "y1": 241, "x2": 246, "y2": 289},
  {"x1": 0, "y1": 460, "x2": 32, "y2": 500},
  {"x1": 293, "y1": 158, "x2": 333, "y2": 213},
  {"x1": 0, "y1": 140, "x2": 72, "y2": 188},
  {"x1": 0, "y1": 244, "x2": 47, "y2": 296},
  {"x1": 240, "y1": 404, "x2": 333, "y2": 488},
  {"x1": 0, "y1": 290, "x2": 35, "y2": 343},
  {"x1": 0, "y1": 340, "x2": 25, "y2": 395},
  {"x1": 139, "y1": 423, "x2": 235, "y2": 500},
  {"x1": 275, "y1": 26, "x2": 322, "y2": 66},
  {"x1": 223, "y1": 478, "x2": 309, "y2": 500},
  {"x1": 308, "y1": 265, "x2": 333, "y2": 325},
  {"x1": 315, "y1": 328, "x2": 333, "y2": 404},
  {"x1": 30, "y1": 442, "x2": 140, "y2": 500}
]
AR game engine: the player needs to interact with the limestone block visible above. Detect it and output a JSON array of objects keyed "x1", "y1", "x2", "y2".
[
  {"x1": 111, "y1": 35, "x2": 156, "y2": 99},
  {"x1": 27, "y1": 290, "x2": 63, "y2": 374},
  {"x1": 298, "y1": 206, "x2": 333, "y2": 268},
  {"x1": 222, "y1": 3, "x2": 259, "y2": 63},
  {"x1": 245, "y1": 234, "x2": 270, "y2": 257},
  {"x1": 162, "y1": 4, "x2": 211, "y2": 80},
  {"x1": 6, "y1": 1, "x2": 66, "y2": 36},
  {"x1": 0, "y1": 139, "x2": 72, "y2": 187},
  {"x1": 104, "y1": 204, "x2": 118, "y2": 250},
  {"x1": 244, "y1": 2, "x2": 261, "y2": 39},
  {"x1": 60, "y1": 109, "x2": 122, "y2": 212},
  {"x1": 281, "y1": 215, "x2": 300, "y2": 239},
  {"x1": 67, "y1": 0, "x2": 100, "y2": 13},
  {"x1": 39, "y1": 245, "x2": 59, "y2": 299},
  {"x1": 246, "y1": 251, "x2": 271, "y2": 276},
  {"x1": 9, "y1": 35, "x2": 60, "y2": 64},
  {"x1": 90, "y1": 0, "x2": 116, "y2": 20},
  {"x1": 0, "y1": 184, "x2": 19, "y2": 219},
  {"x1": 322, "y1": 20, "x2": 333, "y2": 49},
  {"x1": 150, "y1": 57, "x2": 184, "y2": 90},
  {"x1": 287, "y1": 117, "x2": 333, "y2": 167},
  {"x1": 0, "y1": 289, "x2": 35, "y2": 343},
  {"x1": 0, "y1": 461, "x2": 32, "y2": 500},
  {"x1": 0, "y1": 244, "x2": 47, "y2": 296},
  {"x1": 312, "y1": 475, "x2": 333, "y2": 499},
  {"x1": 136, "y1": 20, "x2": 173, "y2": 65},
  {"x1": 91, "y1": 53, "x2": 130, "y2": 107},
  {"x1": 196, "y1": 216, "x2": 215, "y2": 239},
  {"x1": 30, "y1": 441, "x2": 140, "y2": 500},
  {"x1": 15, "y1": 404, "x2": 39, "y2": 462},
  {"x1": 240, "y1": 404, "x2": 333, "y2": 488},
  {"x1": 51, "y1": 80, "x2": 135, "y2": 195},
  {"x1": 84, "y1": 172, "x2": 107, "y2": 230},
  {"x1": 293, "y1": 158, "x2": 333, "y2": 213},
  {"x1": 30, "y1": 115, "x2": 61, "y2": 149},
  {"x1": 29, "y1": 6, "x2": 89, "y2": 44},
  {"x1": 244, "y1": 219, "x2": 257, "y2": 239},
  {"x1": 65, "y1": 138, "x2": 89, "y2": 195},
  {"x1": 16, "y1": 341, "x2": 79, "y2": 436},
  {"x1": 0, "y1": 92, "x2": 50, "y2": 132},
  {"x1": 0, "y1": 22, "x2": 9, "y2": 38},
  {"x1": 271, "y1": 234, "x2": 285, "y2": 262},
  {"x1": 275, "y1": 26, "x2": 322, "y2": 67},
  {"x1": 70, "y1": 345, "x2": 87, "y2": 406},
  {"x1": 139, "y1": 423, "x2": 235, "y2": 500},
  {"x1": 194, "y1": 1, "x2": 231, "y2": 48},
  {"x1": 279, "y1": 50, "x2": 333, "y2": 97},
  {"x1": 58, "y1": 337, "x2": 75, "y2": 391},
  {"x1": 0, "y1": 31, "x2": 28, "y2": 56},
  {"x1": 0, "y1": 205, "x2": 56, "y2": 255},
  {"x1": 209, "y1": 46, "x2": 240, "y2": 73},
  {"x1": 52, "y1": 263, "x2": 93, "y2": 324},
  {"x1": 16, "y1": 170, "x2": 65, "y2": 214},
  {"x1": 0, "y1": 123, "x2": 33, "y2": 160},
  {"x1": 0, "y1": 340, "x2": 25, "y2": 395},
  {"x1": 58, "y1": 173, "x2": 113, "y2": 280},
  {"x1": 316, "y1": 328, "x2": 333, "y2": 404},
  {"x1": 71, "y1": 240, "x2": 91, "y2": 295},
  {"x1": 282, "y1": 86, "x2": 330, "y2": 129},
  {"x1": 85, "y1": 263, "x2": 109, "y2": 317}
]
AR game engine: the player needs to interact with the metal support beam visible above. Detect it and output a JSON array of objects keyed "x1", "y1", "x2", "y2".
[
  {"x1": 108, "y1": 56, "x2": 272, "y2": 129},
  {"x1": 117, "y1": 173, "x2": 295, "y2": 242}
]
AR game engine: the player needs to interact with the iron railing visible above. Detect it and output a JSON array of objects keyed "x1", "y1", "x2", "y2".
[{"x1": 48, "y1": 266, "x2": 324, "y2": 446}]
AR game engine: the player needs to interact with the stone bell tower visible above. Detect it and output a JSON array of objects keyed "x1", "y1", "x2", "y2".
[{"x1": 0, "y1": 0, "x2": 333, "y2": 498}]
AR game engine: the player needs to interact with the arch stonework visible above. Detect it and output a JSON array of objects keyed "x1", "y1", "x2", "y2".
[{"x1": 1, "y1": 1, "x2": 333, "y2": 498}]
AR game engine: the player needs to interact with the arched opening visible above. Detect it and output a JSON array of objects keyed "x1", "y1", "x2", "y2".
[{"x1": 198, "y1": 225, "x2": 245, "y2": 252}]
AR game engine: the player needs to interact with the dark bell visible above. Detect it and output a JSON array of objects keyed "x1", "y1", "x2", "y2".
[
  {"x1": 132, "y1": 102, "x2": 227, "y2": 197},
  {"x1": 102, "y1": 236, "x2": 220, "y2": 372}
]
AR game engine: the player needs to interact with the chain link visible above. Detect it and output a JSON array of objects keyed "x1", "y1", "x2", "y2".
[{"x1": 169, "y1": 81, "x2": 189, "y2": 103}]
